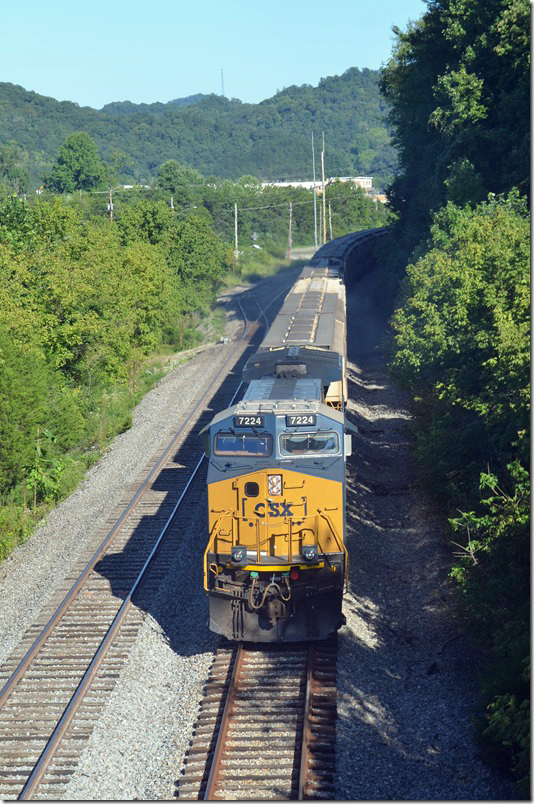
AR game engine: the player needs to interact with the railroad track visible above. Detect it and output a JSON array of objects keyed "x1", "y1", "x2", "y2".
[
  {"x1": 0, "y1": 283, "x2": 291, "y2": 801},
  {"x1": 178, "y1": 637, "x2": 337, "y2": 801}
]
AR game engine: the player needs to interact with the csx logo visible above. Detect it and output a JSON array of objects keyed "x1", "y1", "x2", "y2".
[{"x1": 253, "y1": 501, "x2": 293, "y2": 517}]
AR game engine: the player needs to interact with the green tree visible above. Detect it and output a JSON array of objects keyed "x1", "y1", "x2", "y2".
[
  {"x1": 106, "y1": 149, "x2": 134, "y2": 186},
  {"x1": 43, "y1": 132, "x2": 107, "y2": 193},
  {"x1": 389, "y1": 192, "x2": 530, "y2": 788},
  {"x1": 325, "y1": 181, "x2": 387, "y2": 236},
  {"x1": 380, "y1": 0, "x2": 529, "y2": 264},
  {"x1": 0, "y1": 145, "x2": 29, "y2": 197},
  {"x1": 391, "y1": 193, "x2": 529, "y2": 495},
  {"x1": 173, "y1": 214, "x2": 229, "y2": 300},
  {"x1": 157, "y1": 160, "x2": 204, "y2": 208}
]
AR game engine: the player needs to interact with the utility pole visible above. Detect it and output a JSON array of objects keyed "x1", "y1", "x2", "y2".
[
  {"x1": 328, "y1": 200, "x2": 333, "y2": 240},
  {"x1": 321, "y1": 132, "x2": 326, "y2": 245},
  {"x1": 221, "y1": 68, "x2": 225, "y2": 97},
  {"x1": 234, "y1": 202, "x2": 238, "y2": 265},
  {"x1": 287, "y1": 201, "x2": 293, "y2": 259},
  {"x1": 312, "y1": 132, "x2": 318, "y2": 250},
  {"x1": 108, "y1": 188, "x2": 113, "y2": 222}
]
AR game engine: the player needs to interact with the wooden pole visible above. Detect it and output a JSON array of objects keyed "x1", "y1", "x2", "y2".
[
  {"x1": 321, "y1": 132, "x2": 326, "y2": 245},
  {"x1": 312, "y1": 132, "x2": 318, "y2": 249},
  {"x1": 234, "y1": 202, "x2": 238, "y2": 265},
  {"x1": 287, "y1": 201, "x2": 293, "y2": 259}
]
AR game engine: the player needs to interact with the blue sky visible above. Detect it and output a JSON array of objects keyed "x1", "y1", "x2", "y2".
[{"x1": 2, "y1": 0, "x2": 427, "y2": 109}]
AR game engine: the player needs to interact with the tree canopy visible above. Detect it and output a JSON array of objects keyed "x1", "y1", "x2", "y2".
[
  {"x1": 380, "y1": 0, "x2": 529, "y2": 251},
  {"x1": 43, "y1": 132, "x2": 107, "y2": 193}
]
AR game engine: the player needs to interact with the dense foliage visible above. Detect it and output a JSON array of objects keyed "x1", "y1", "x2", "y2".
[
  {"x1": 0, "y1": 68, "x2": 395, "y2": 189},
  {"x1": 0, "y1": 193, "x2": 230, "y2": 558},
  {"x1": 381, "y1": 0, "x2": 529, "y2": 265},
  {"x1": 381, "y1": 0, "x2": 530, "y2": 791},
  {"x1": 391, "y1": 195, "x2": 529, "y2": 500},
  {"x1": 0, "y1": 145, "x2": 29, "y2": 197},
  {"x1": 40, "y1": 154, "x2": 388, "y2": 250},
  {"x1": 43, "y1": 132, "x2": 108, "y2": 193}
]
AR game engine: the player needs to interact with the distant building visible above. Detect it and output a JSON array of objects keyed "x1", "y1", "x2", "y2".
[
  {"x1": 371, "y1": 193, "x2": 388, "y2": 204},
  {"x1": 260, "y1": 176, "x2": 373, "y2": 194}
]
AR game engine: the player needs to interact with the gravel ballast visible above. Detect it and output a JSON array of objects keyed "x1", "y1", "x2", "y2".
[{"x1": 0, "y1": 267, "x2": 516, "y2": 800}]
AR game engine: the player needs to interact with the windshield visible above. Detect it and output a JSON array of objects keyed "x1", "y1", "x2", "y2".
[
  {"x1": 214, "y1": 433, "x2": 273, "y2": 457},
  {"x1": 279, "y1": 432, "x2": 339, "y2": 456}
]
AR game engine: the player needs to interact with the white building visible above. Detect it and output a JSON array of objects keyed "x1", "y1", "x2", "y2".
[{"x1": 260, "y1": 176, "x2": 373, "y2": 193}]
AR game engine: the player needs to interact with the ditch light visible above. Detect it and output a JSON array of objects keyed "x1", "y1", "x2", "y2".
[
  {"x1": 231, "y1": 546, "x2": 247, "y2": 564},
  {"x1": 301, "y1": 545, "x2": 318, "y2": 563}
]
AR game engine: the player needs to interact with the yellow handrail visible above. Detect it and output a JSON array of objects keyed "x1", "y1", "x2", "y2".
[
  {"x1": 204, "y1": 509, "x2": 348, "y2": 591},
  {"x1": 203, "y1": 510, "x2": 230, "y2": 591},
  {"x1": 318, "y1": 509, "x2": 349, "y2": 591}
]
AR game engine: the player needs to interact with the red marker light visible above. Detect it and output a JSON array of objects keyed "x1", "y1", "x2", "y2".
[{"x1": 290, "y1": 568, "x2": 300, "y2": 581}]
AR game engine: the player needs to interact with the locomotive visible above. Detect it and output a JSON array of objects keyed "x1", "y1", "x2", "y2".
[{"x1": 202, "y1": 230, "x2": 384, "y2": 642}]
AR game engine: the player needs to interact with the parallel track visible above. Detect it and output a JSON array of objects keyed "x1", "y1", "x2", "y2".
[
  {"x1": 178, "y1": 637, "x2": 337, "y2": 800},
  {"x1": 0, "y1": 284, "x2": 290, "y2": 801}
]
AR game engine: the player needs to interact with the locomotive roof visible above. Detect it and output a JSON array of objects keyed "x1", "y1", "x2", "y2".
[
  {"x1": 243, "y1": 345, "x2": 343, "y2": 384},
  {"x1": 242, "y1": 377, "x2": 321, "y2": 405}
]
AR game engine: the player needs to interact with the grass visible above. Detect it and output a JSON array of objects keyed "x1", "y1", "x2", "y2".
[
  {"x1": 0, "y1": 362, "x2": 168, "y2": 564},
  {"x1": 221, "y1": 246, "x2": 299, "y2": 289}
]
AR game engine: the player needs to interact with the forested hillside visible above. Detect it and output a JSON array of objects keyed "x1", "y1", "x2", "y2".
[
  {"x1": 380, "y1": 0, "x2": 529, "y2": 792},
  {"x1": 0, "y1": 67, "x2": 394, "y2": 189}
]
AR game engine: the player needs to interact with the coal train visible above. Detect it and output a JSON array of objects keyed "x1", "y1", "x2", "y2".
[{"x1": 203, "y1": 228, "x2": 387, "y2": 642}]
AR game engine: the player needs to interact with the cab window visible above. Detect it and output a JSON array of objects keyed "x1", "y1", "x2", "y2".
[
  {"x1": 279, "y1": 432, "x2": 339, "y2": 456},
  {"x1": 214, "y1": 432, "x2": 273, "y2": 457}
]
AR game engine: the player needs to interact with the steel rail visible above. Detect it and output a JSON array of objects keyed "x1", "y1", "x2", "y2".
[
  {"x1": 18, "y1": 445, "x2": 236, "y2": 800},
  {"x1": 15, "y1": 381, "x2": 252, "y2": 797},
  {"x1": 202, "y1": 644, "x2": 244, "y2": 801},
  {"x1": 298, "y1": 643, "x2": 316, "y2": 800}
]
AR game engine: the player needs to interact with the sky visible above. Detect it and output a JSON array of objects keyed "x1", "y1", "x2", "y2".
[{"x1": 2, "y1": 0, "x2": 428, "y2": 109}]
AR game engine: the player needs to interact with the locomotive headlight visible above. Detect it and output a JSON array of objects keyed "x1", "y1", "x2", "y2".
[
  {"x1": 231, "y1": 546, "x2": 247, "y2": 564},
  {"x1": 268, "y1": 474, "x2": 282, "y2": 496},
  {"x1": 302, "y1": 545, "x2": 318, "y2": 563}
]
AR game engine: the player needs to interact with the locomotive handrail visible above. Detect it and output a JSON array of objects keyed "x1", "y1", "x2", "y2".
[
  {"x1": 318, "y1": 509, "x2": 349, "y2": 591},
  {"x1": 204, "y1": 511, "x2": 231, "y2": 591},
  {"x1": 204, "y1": 508, "x2": 347, "y2": 581}
]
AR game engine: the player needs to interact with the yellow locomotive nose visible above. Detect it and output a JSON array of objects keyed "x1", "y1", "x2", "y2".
[
  {"x1": 206, "y1": 468, "x2": 345, "y2": 569},
  {"x1": 204, "y1": 464, "x2": 347, "y2": 641}
]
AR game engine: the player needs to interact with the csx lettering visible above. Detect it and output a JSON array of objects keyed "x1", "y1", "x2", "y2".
[{"x1": 253, "y1": 501, "x2": 293, "y2": 517}]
